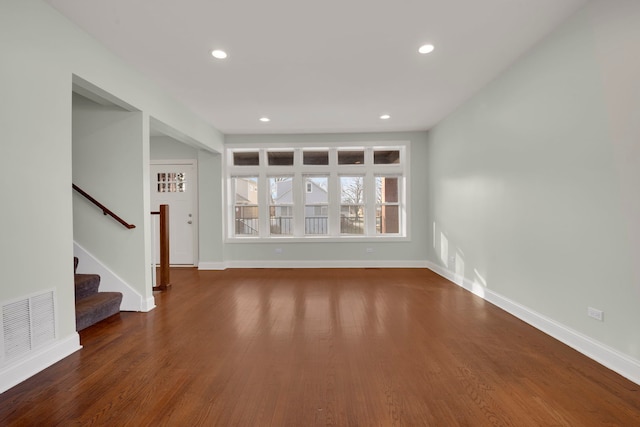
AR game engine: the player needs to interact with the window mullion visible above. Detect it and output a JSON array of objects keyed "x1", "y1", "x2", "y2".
[
  {"x1": 226, "y1": 142, "x2": 408, "y2": 240},
  {"x1": 328, "y1": 172, "x2": 339, "y2": 237},
  {"x1": 293, "y1": 172, "x2": 304, "y2": 237},
  {"x1": 259, "y1": 171, "x2": 268, "y2": 238},
  {"x1": 365, "y1": 171, "x2": 376, "y2": 236}
]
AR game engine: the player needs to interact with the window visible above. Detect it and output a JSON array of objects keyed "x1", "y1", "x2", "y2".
[
  {"x1": 233, "y1": 151, "x2": 259, "y2": 166},
  {"x1": 338, "y1": 150, "x2": 364, "y2": 165},
  {"x1": 376, "y1": 176, "x2": 399, "y2": 234},
  {"x1": 268, "y1": 151, "x2": 294, "y2": 166},
  {"x1": 269, "y1": 176, "x2": 293, "y2": 235},
  {"x1": 303, "y1": 150, "x2": 329, "y2": 165},
  {"x1": 226, "y1": 143, "x2": 408, "y2": 240},
  {"x1": 374, "y1": 150, "x2": 400, "y2": 164},
  {"x1": 157, "y1": 172, "x2": 186, "y2": 192},
  {"x1": 305, "y1": 176, "x2": 328, "y2": 235},
  {"x1": 233, "y1": 177, "x2": 259, "y2": 235},
  {"x1": 340, "y1": 176, "x2": 365, "y2": 234}
]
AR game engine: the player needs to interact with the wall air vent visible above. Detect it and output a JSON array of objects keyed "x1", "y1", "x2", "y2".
[{"x1": 1, "y1": 290, "x2": 56, "y2": 364}]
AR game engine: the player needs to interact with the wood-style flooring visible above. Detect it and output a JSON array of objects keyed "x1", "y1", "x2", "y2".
[{"x1": 1, "y1": 268, "x2": 638, "y2": 426}]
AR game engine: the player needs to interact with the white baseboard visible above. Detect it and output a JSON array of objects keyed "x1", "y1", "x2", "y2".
[
  {"x1": 0, "y1": 333, "x2": 81, "y2": 394},
  {"x1": 141, "y1": 297, "x2": 156, "y2": 312},
  {"x1": 200, "y1": 260, "x2": 428, "y2": 269},
  {"x1": 426, "y1": 261, "x2": 640, "y2": 386},
  {"x1": 74, "y1": 242, "x2": 153, "y2": 312},
  {"x1": 198, "y1": 261, "x2": 227, "y2": 270}
]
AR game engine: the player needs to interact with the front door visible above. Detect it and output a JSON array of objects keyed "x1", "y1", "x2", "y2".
[{"x1": 151, "y1": 162, "x2": 196, "y2": 265}]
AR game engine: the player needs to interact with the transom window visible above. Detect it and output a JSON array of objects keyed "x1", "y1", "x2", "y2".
[{"x1": 225, "y1": 142, "x2": 409, "y2": 240}]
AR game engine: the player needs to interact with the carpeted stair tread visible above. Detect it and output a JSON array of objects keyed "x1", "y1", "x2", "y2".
[
  {"x1": 73, "y1": 258, "x2": 123, "y2": 331},
  {"x1": 74, "y1": 274, "x2": 101, "y2": 301},
  {"x1": 75, "y1": 292, "x2": 123, "y2": 331}
]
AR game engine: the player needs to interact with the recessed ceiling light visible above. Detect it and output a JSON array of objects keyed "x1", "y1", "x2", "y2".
[
  {"x1": 211, "y1": 49, "x2": 228, "y2": 59},
  {"x1": 418, "y1": 44, "x2": 435, "y2": 54},
  {"x1": 380, "y1": 114, "x2": 391, "y2": 120},
  {"x1": 259, "y1": 117, "x2": 270, "y2": 122}
]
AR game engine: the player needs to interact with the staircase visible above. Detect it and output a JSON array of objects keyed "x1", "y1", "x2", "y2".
[{"x1": 74, "y1": 257, "x2": 123, "y2": 331}]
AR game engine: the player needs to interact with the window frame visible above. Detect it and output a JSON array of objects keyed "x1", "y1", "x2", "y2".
[
  {"x1": 231, "y1": 176, "x2": 260, "y2": 236},
  {"x1": 224, "y1": 141, "x2": 410, "y2": 242}
]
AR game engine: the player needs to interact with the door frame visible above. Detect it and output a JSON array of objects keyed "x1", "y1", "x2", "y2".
[{"x1": 150, "y1": 159, "x2": 198, "y2": 266}]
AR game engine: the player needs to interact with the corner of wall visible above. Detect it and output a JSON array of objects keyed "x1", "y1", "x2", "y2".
[{"x1": 425, "y1": 261, "x2": 640, "y2": 386}]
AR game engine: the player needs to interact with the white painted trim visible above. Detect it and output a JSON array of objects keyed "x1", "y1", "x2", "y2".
[
  {"x1": 149, "y1": 159, "x2": 197, "y2": 165},
  {"x1": 224, "y1": 141, "x2": 410, "y2": 241},
  {"x1": 224, "y1": 236, "x2": 410, "y2": 244},
  {"x1": 426, "y1": 261, "x2": 640, "y2": 386},
  {"x1": 0, "y1": 333, "x2": 81, "y2": 394},
  {"x1": 74, "y1": 242, "x2": 153, "y2": 312},
  {"x1": 140, "y1": 297, "x2": 156, "y2": 313},
  {"x1": 198, "y1": 261, "x2": 227, "y2": 270},
  {"x1": 201, "y1": 260, "x2": 428, "y2": 270},
  {"x1": 73, "y1": 75, "x2": 139, "y2": 112}
]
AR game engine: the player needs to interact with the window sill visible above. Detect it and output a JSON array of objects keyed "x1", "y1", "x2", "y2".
[{"x1": 225, "y1": 235, "x2": 410, "y2": 244}]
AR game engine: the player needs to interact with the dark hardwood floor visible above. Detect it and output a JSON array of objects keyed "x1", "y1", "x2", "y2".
[{"x1": 1, "y1": 268, "x2": 638, "y2": 426}]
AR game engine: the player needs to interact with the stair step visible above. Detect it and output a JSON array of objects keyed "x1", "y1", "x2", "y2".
[
  {"x1": 75, "y1": 292, "x2": 123, "y2": 331},
  {"x1": 74, "y1": 274, "x2": 101, "y2": 301}
]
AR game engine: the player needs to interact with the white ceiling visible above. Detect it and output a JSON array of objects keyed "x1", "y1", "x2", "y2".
[{"x1": 47, "y1": 0, "x2": 588, "y2": 135}]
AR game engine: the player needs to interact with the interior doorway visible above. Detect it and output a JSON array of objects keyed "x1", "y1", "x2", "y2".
[{"x1": 150, "y1": 161, "x2": 197, "y2": 266}]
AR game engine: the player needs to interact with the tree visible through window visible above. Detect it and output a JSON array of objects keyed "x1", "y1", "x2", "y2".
[
  {"x1": 226, "y1": 144, "x2": 407, "y2": 239},
  {"x1": 340, "y1": 176, "x2": 365, "y2": 234}
]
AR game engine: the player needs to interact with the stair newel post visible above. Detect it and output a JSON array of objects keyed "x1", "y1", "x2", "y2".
[{"x1": 154, "y1": 204, "x2": 171, "y2": 291}]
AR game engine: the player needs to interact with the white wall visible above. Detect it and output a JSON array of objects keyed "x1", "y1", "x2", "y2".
[
  {"x1": 223, "y1": 132, "x2": 429, "y2": 267},
  {"x1": 426, "y1": 0, "x2": 640, "y2": 372},
  {"x1": 1, "y1": 1, "x2": 77, "y2": 342},
  {"x1": 0, "y1": 0, "x2": 222, "y2": 390},
  {"x1": 150, "y1": 136, "x2": 198, "y2": 160},
  {"x1": 73, "y1": 94, "x2": 150, "y2": 302},
  {"x1": 198, "y1": 150, "x2": 225, "y2": 267}
]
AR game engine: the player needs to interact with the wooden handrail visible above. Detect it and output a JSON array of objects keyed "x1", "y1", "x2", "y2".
[
  {"x1": 151, "y1": 204, "x2": 171, "y2": 291},
  {"x1": 72, "y1": 184, "x2": 136, "y2": 229}
]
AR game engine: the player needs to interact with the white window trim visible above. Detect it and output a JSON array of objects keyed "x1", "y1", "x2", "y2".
[{"x1": 224, "y1": 141, "x2": 410, "y2": 242}]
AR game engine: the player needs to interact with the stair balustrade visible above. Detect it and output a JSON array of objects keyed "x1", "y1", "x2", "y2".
[
  {"x1": 151, "y1": 204, "x2": 171, "y2": 291},
  {"x1": 72, "y1": 184, "x2": 136, "y2": 229}
]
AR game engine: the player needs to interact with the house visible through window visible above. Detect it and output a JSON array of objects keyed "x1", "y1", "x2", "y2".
[
  {"x1": 269, "y1": 176, "x2": 293, "y2": 235},
  {"x1": 233, "y1": 177, "x2": 259, "y2": 236},
  {"x1": 226, "y1": 143, "x2": 408, "y2": 239},
  {"x1": 305, "y1": 176, "x2": 328, "y2": 235},
  {"x1": 376, "y1": 176, "x2": 399, "y2": 234}
]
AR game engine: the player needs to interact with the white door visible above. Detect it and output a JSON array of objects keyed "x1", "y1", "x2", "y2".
[{"x1": 151, "y1": 162, "x2": 196, "y2": 265}]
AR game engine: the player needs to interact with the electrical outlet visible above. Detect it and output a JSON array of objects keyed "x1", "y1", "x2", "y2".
[
  {"x1": 275, "y1": 248, "x2": 283, "y2": 254},
  {"x1": 587, "y1": 307, "x2": 604, "y2": 321},
  {"x1": 366, "y1": 247, "x2": 374, "y2": 253}
]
